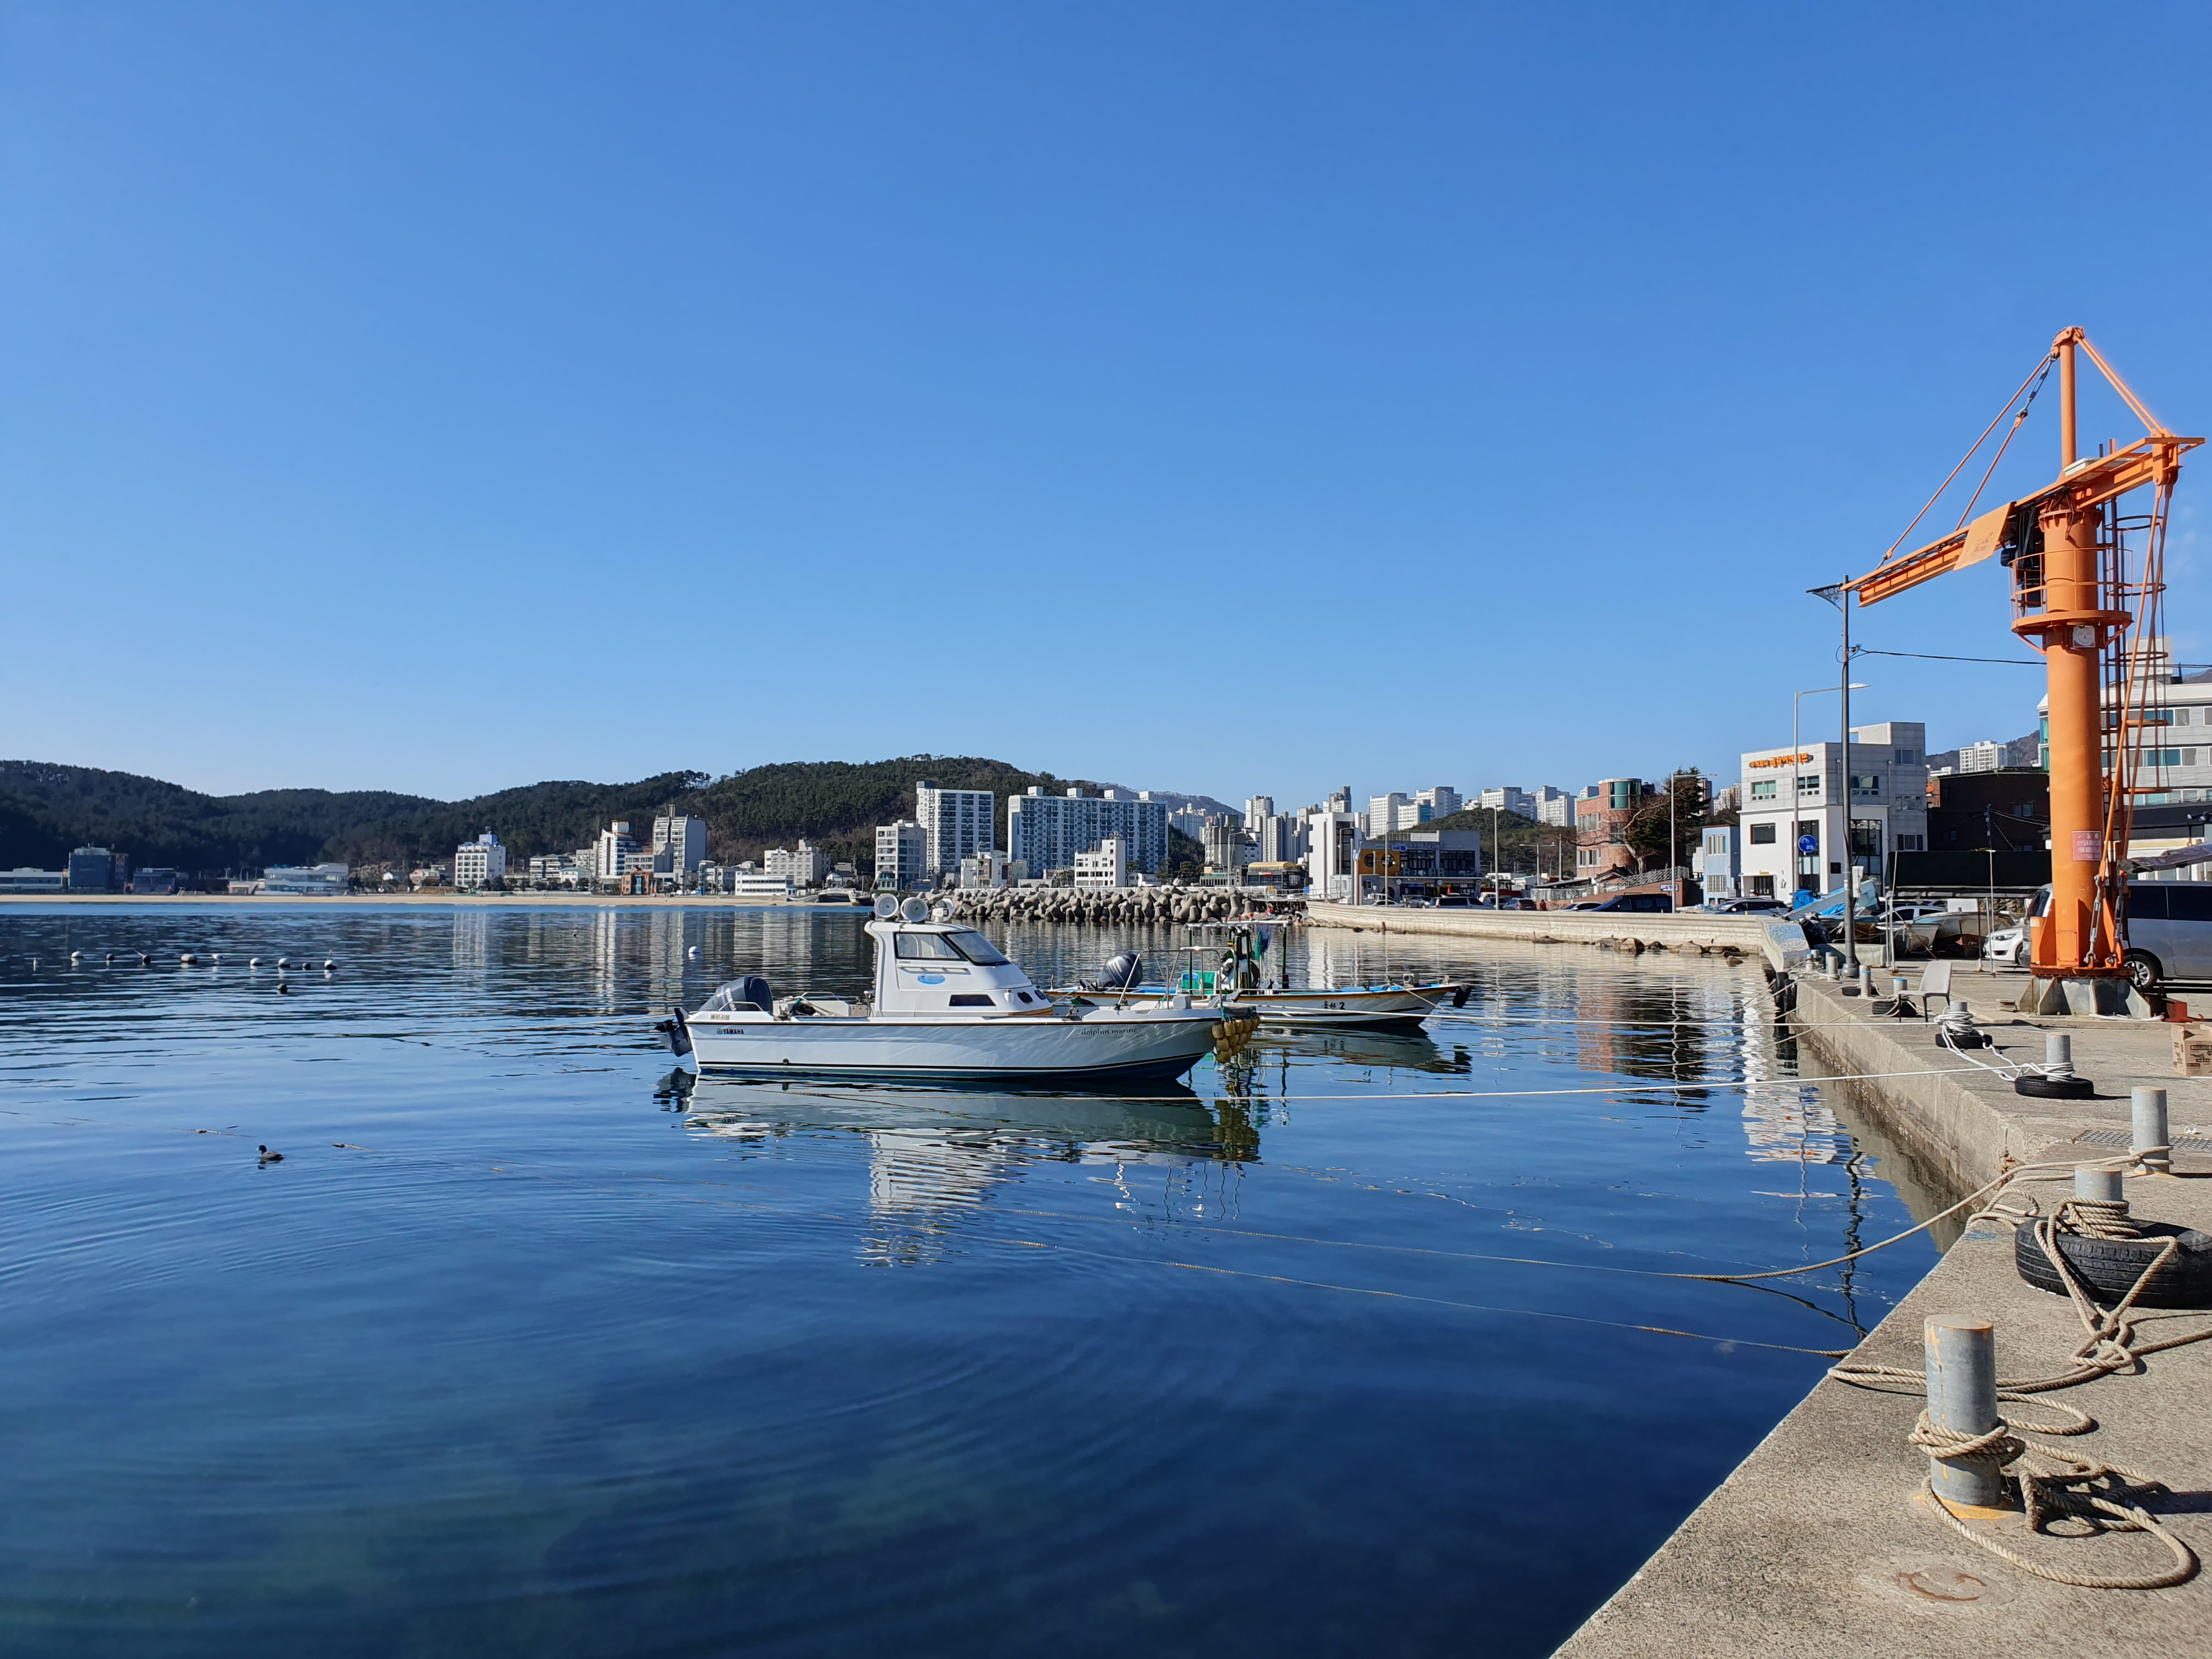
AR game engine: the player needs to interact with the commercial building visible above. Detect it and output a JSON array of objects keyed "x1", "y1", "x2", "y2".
[
  {"x1": 875, "y1": 820, "x2": 928, "y2": 890},
  {"x1": 131, "y1": 868, "x2": 182, "y2": 895},
  {"x1": 260, "y1": 864, "x2": 351, "y2": 896},
  {"x1": 730, "y1": 873, "x2": 794, "y2": 899},
  {"x1": 1006, "y1": 787, "x2": 1167, "y2": 877},
  {"x1": 453, "y1": 831, "x2": 507, "y2": 889},
  {"x1": 913, "y1": 782, "x2": 994, "y2": 880},
  {"x1": 766, "y1": 839, "x2": 830, "y2": 888},
  {"x1": 595, "y1": 821, "x2": 640, "y2": 884},
  {"x1": 1073, "y1": 836, "x2": 1128, "y2": 889},
  {"x1": 652, "y1": 814, "x2": 709, "y2": 876},
  {"x1": 68, "y1": 847, "x2": 123, "y2": 893},
  {"x1": 0, "y1": 868, "x2": 68, "y2": 893},
  {"x1": 1356, "y1": 830, "x2": 1486, "y2": 899},
  {"x1": 1737, "y1": 721, "x2": 1929, "y2": 899}
]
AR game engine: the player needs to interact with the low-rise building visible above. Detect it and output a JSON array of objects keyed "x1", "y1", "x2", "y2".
[
  {"x1": 131, "y1": 867, "x2": 182, "y2": 895},
  {"x1": 1074, "y1": 836, "x2": 1128, "y2": 889},
  {"x1": 454, "y1": 831, "x2": 507, "y2": 889},
  {"x1": 766, "y1": 839, "x2": 830, "y2": 888},
  {"x1": 1697, "y1": 827, "x2": 1739, "y2": 902},
  {"x1": 68, "y1": 846, "x2": 123, "y2": 893},
  {"x1": 1738, "y1": 721, "x2": 1928, "y2": 899},
  {"x1": 262, "y1": 863, "x2": 352, "y2": 896},
  {"x1": 0, "y1": 867, "x2": 68, "y2": 893},
  {"x1": 731, "y1": 872, "x2": 794, "y2": 899},
  {"x1": 529, "y1": 854, "x2": 583, "y2": 886},
  {"x1": 1356, "y1": 830, "x2": 1485, "y2": 898},
  {"x1": 958, "y1": 849, "x2": 1012, "y2": 889},
  {"x1": 1572, "y1": 777, "x2": 1651, "y2": 882}
]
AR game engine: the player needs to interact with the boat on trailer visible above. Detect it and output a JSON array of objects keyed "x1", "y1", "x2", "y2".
[{"x1": 659, "y1": 896, "x2": 1230, "y2": 1082}]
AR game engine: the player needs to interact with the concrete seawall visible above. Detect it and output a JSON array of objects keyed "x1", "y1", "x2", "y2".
[
  {"x1": 1303, "y1": 901, "x2": 1774, "y2": 955},
  {"x1": 1555, "y1": 970, "x2": 2212, "y2": 1656}
]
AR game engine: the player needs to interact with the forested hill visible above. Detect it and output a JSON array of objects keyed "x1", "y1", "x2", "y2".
[{"x1": 0, "y1": 755, "x2": 1125, "y2": 877}]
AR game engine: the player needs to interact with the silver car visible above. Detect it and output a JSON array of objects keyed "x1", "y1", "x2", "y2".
[{"x1": 2022, "y1": 881, "x2": 2212, "y2": 989}]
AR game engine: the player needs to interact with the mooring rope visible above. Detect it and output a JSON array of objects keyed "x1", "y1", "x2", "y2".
[{"x1": 1824, "y1": 1167, "x2": 2209, "y2": 1589}]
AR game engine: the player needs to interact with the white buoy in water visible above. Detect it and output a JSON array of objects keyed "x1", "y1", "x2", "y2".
[
  {"x1": 181, "y1": 953, "x2": 198, "y2": 964},
  {"x1": 276, "y1": 957, "x2": 291, "y2": 968},
  {"x1": 322, "y1": 958, "x2": 334, "y2": 970},
  {"x1": 249, "y1": 957, "x2": 262, "y2": 968},
  {"x1": 70, "y1": 951, "x2": 81, "y2": 962},
  {"x1": 687, "y1": 946, "x2": 699, "y2": 959},
  {"x1": 211, "y1": 953, "x2": 222, "y2": 964}
]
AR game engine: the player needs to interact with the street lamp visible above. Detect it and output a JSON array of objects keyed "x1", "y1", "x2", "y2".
[{"x1": 1792, "y1": 683, "x2": 1869, "y2": 906}]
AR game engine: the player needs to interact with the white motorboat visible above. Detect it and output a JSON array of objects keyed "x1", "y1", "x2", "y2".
[
  {"x1": 1161, "y1": 921, "x2": 1471, "y2": 1028},
  {"x1": 659, "y1": 896, "x2": 1231, "y2": 1082}
]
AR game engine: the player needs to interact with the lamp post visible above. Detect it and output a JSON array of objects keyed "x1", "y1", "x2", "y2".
[
  {"x1": 1487, "y1": 803, "x2": 1503, "y2": 905},
  {"x1": 1792, "y1": 682, "x2": 1869, "y2": 906}
]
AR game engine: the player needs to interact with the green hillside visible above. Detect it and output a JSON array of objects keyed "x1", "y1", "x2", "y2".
[{"x1": 0, "y1": 755, "x2": 1118, "y2": 879}]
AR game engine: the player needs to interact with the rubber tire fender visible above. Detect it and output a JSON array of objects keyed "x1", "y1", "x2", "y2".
[{"x1": 2014, "y1": 1220, "x2": 2212, "y2": 1310}]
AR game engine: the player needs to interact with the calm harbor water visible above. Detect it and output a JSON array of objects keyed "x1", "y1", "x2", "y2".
[{"x1": 2, "y1": 904, "x2": 1941, "y2": 1657}]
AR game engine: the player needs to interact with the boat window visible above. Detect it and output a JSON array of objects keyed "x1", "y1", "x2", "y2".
[
  {"x1": 894, "y1": 932, "x2": 966, "y2": 960},
  {"x1": 946, "y1": 931, "x2": 1009, "y2": 966},
  {"x1": 949, "y1": 994, "x2": 995, "y2": 1007}
]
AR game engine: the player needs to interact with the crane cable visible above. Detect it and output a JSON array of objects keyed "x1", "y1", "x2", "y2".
[{"x1": 1876, "y1": 348, "x2": 2059, "y2": 566}]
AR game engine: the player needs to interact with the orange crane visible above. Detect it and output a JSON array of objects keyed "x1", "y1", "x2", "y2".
[{"x1": 1848, "y1": 329, "x2": 2200, "y2": 1015}]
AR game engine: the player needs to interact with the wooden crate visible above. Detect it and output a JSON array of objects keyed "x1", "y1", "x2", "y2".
[{"x1": 2175, "y1": 1023, "x2": 2212, "y2": 1078}]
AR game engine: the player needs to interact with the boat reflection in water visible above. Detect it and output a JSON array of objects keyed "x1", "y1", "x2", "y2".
[
  {"x1": 673, "y1": 1074, "x2": 1263, "y2": 1263},
  {"x1": 1246, "y1": 1024, "x2": 1472, "y2": 1076}
]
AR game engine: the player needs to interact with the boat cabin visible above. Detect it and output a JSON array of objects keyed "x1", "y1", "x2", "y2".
[{"x1": 865, "y1": 902, "x2": 1049, "y2": 1016}]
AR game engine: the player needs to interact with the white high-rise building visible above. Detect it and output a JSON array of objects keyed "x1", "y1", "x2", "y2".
[
  {"x1": 594, "y1": 821, "x2": 639, "y2": 883},
  {"x1": 1306, "y1": 809, "x2": 1363, "y2": 902},
  {"x1": 1477, "y1": 786, "x2": 1536, "y2": 817},
  {"x1": 653, "y1": 814, "x2": 709, "y2": 874},
  {"x1": 453, "y1": 831, "x2": 507, "y2": 889},
  {"x1": 1959, "y1": 741, "x2": 2004, "y2": 775},
  {"x1": 1533, "y1": 786, "x2": 1575, "y2": 827},
  {"x1": 913, "y1": 781, "x2": 995, "y2": 879},
  {"x1": 1006, "y1": 788, "x2": 1169, "y2": 876},
  {"x1": 875, "y1": 820, "x2": 928, "y2": 890},
  {"x1": 1416, "y1": 786, "x2": 1463, "y2": 819},
  {"x1": 1366, "y1": 793, "x2": 1409, "y2": 836}
]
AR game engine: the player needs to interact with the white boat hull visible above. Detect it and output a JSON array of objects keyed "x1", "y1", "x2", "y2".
[
  {"x1": 683, "y1": 1009, "x2": 1224, "y2": 1080},
  {"x1": 1222, "y1": 984, "x2": 1465, "y2": 1027}
]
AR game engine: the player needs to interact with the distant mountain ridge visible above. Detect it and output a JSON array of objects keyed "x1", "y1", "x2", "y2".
[{"x1": 0, "y1": 757, "x2": 1226, "y2": 879}]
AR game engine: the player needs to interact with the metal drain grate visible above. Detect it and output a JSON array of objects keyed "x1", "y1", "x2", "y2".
[{"x1": 2075, "y1": 1129, "x2": 2212, "y2": 1154}]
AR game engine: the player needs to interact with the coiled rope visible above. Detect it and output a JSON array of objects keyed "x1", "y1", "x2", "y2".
[{"x1": 1826, "y1": 1163, "x2": 2205, "y2": 1588}]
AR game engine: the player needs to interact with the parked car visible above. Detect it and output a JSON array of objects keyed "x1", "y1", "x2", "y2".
[
  {"x1": 1576, "y1": 893, "x2": 1674, "y2": 914},
  {"x1": 2002, "y1": 881, "x2": 2212, "y2": 988},
  {"x1": 1713, "y1": 898, "x2": 1788, "y2": 915}
]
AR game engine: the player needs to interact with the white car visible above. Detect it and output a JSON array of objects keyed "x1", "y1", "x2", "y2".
[{"x1": 1982, "y1": 924, "x2": 2028, "y2": 967}]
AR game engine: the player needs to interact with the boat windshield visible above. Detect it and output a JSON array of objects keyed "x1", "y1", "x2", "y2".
[
  {"x1": 947, "y1": 930, "x2": 1009, "y2": 966},
  {"x1": 893, "y1": 932, "x2": 967, "y2": 960}
]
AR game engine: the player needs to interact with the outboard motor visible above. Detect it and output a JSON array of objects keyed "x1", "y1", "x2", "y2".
[
  {"x1": 653, "y1": 1008, "x2": 694, "y2": 1057},
  {"x1": 730, "y1": 974, "x2": 773, "y2": 1013},
  {"x1": 1099, "y1": 951, "x2": 1143, "y2": 990}
]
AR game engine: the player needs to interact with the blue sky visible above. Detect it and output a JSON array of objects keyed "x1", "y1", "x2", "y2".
[{"x1": 4, "y1": 3, "x2": 2208, "y2": 808}]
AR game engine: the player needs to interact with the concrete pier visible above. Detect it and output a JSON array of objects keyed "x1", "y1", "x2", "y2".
[
  {"x1": 1303, "y1": 900, "x2": 1774, "y2": 956},
  {"x1": 1555, "y1": 968, "x2": 2212, "y2": 1656}
]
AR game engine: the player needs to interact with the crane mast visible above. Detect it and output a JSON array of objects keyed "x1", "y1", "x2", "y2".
[{"x1": 1849, "y1": 329, "x2": 2200, "y2": 1015}]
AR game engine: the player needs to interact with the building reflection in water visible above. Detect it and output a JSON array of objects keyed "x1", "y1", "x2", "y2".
[{"x1": 450, "y1": 909, "x2": 489, "y2": 976}]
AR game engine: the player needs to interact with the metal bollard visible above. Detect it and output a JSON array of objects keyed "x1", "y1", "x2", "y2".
[
  {"x1": 2075, "y1": 1164, "x2": 2124, "y2": 1204},
  {"x1": 2044, "y1": 1032, "x2": 2074, "y2": 1080},
  {"x1": 2133, "y1": 1086, "x2": 2171, "y2": 1173},
  {"x1": 1924, "y1": 1317, "x2": 2001, "y2": 1508}
]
